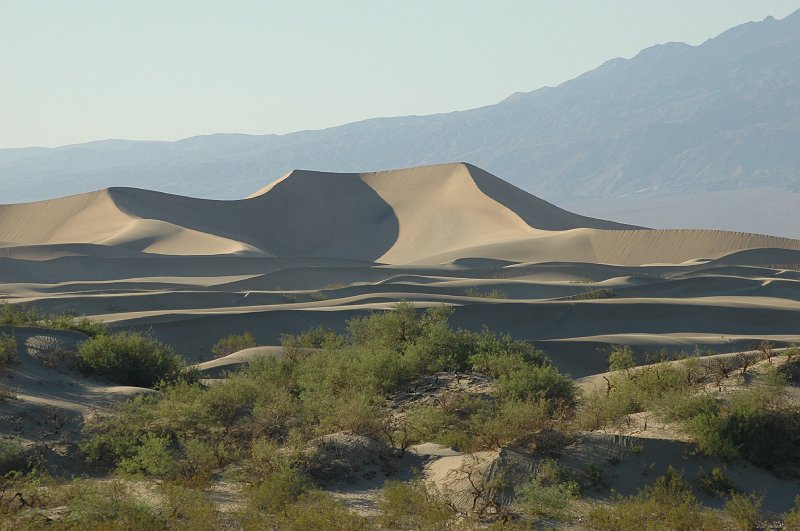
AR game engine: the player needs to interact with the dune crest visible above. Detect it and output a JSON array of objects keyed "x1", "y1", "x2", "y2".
[{"x1": 1, "y1": 162, "x2": 799, "y2": 265}]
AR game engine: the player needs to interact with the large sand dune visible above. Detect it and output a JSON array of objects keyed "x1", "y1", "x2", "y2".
[
  {"x1": 5, "y1": 162, "x2": 798, "y2": 265},
  {"x1": 1, "y1": 162, "x2": 799, "y2": 371}
]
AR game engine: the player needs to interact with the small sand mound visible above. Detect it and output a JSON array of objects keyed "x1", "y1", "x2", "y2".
[
  {"x1": 24, "y1": 335, "x2": 80, "y2": 369},
  {"x1": 301, "y1": 431, "x2": 393, "y2": 485},
  {"x1": 424, "y1": 447, "x2": 537, "y2": 514}
]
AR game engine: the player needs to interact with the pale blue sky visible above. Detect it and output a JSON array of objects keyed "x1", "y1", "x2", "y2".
[{"x1": 1, "y1": 1, "x2": 798, "y2": 148}]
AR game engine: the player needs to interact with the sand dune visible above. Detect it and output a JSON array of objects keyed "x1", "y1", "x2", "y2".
[{"x1": 4, "y1": 162, "x2": 797, "y2": 265}]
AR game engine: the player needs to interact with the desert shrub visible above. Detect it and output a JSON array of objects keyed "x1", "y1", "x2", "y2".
[
  {"x1": 464, "y1": 287, "x2": 508, "y2": 299},
  {"x1": 244, "y1": 464, "x2": 310, "y2": 514},
  {"x1": 77, "y1": 331, "x2": 186, "y2": 387},
  {"x1": 117, "y1": 433, "x2": 179, "y2": 480},
  {"x1": 516, "y1": 459, "x2": 580, "y2": 521},
  {"x1": 587, "y1": 468, "x2": 721, "y2": 530},
  {"x1": 0, "y1": 438, "x2": 27, "y2": 474},
  {"x1": 64, "y1": 479, "x2": 166, "y2": 529},
  {"x1": 779, "y1": 346, "x2": 800, "y2": 381},
  {"x1": 723, "y1": 492, "x2": 763, "y2": 531},
  {"x1": 0, "y1": 302, "x2": 107, "y2": 337},
  {"x1": 475, "y1": 399, "x2": 550, "y2": 449},
  {"x1": 658, "y1": 392, "x2": 718, "y2": 423},
  {"x1": 178, "y1": 437, "x2": 224, "y2": 486},
  {"x1": 0, "y1": 333, "x2": 17, "y2": 371},
  {"x1": 212, "y1": 331, "x2": 257, "y2": 358},
  {"x1": 378, "y1": 479, "x2": 453, "y2": 530},
  {"x1": 272, "y1": 491, "x2": 369, "y2": 530},
  {"x1": 697, "y1": 466, "x2": 735, "y2": 497},
  {"x1": 783, "y1": 495, "x2": 800, "y2": 529},
  {"x1": 45, "y1": 313, "x2": 108, "y2": 338},
  {"x1": 405, "y1": 402, "x2": 476, "y2": 452},
  {"x1": 689, "y1": 405, "x2": 800, "y2": 467},
  {"x1": 573, "y1": 288, "x2": 615, "y2": 300},
  {"x1": 607, "y1": 345, "x2": 636, "y2": 372},
  {"x1": 577, "y1": 358, "x2": 705, "y2": 430},
  {"x1": 685, "y1": 373, "x2": 800, "y2": 468},
  {"x1": 160, "y1": 483, "x2": 219, "y2": 530}
]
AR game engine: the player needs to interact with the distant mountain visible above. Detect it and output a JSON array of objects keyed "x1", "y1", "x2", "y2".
[{"x1": 2, "y1": 10, "x2": 799, "y2": 237}]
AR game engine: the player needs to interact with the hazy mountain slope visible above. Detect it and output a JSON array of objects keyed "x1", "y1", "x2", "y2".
[{"x1": 1, "y1": 11, "x2": 799, "y2": 236}]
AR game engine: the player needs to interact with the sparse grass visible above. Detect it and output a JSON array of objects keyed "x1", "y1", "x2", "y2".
[
  {"x1": 324, "y1": 282, "x2": 352, "y2": 290},
  {"x1": 1, "y1": 302, "x2": 107, "y2": 338},
  {"x1": 572, "y1": 288, "x2": 615, "y2": 300},
  {"x1": 464, "y1": 287, "x2": 509, "y2": 299}
]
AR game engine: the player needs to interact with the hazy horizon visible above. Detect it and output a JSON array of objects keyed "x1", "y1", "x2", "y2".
[{"x1": 2, "y1": 1, "x2": 799, "y2": 149}]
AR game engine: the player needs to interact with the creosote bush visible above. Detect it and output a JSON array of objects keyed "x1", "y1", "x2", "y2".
[
  {"x1": 515, "y1": 459, "x2": 580, "y2": 521},
  {"x1": 77, "y1": 330, "x2": 187, "y2": 387},
  {"x1": 588, "y1": 467, "x2": 722, "y2": 530},
  {"x1": 378, "y1": 479, "x2": 454, "y2": 530},
  {"x1": 212, "y1": 331, "x2": 257, "y2": 358}
]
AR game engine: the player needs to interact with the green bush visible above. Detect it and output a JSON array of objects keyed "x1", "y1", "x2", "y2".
[
  {"x1": 378, "y1": 480, "x2": 453, "y2": 530},
  {"x1": 516, "y1": 459, "x2": 580, "y2": 521},
  {"x1": 697, "y1": 466, "x2": 735, "y2": 497},
  {"x1": 783, "y1": 495, "x2": 800, "y2": 529},
  {"x1": 0, "y1": 437, "x2": 27, "y2": 474},
  {"x1": 587, "y1": 468, "x2": 721, "y2": 530},
  {"x1": 723, "y1": 492, "x2": 763, "y2": 531},
  {"x1": 160, "y1": 483, "x2": 219, "y2": 530},
  {"x1": 77, "y1": 331, "x2": 186, "y2": 387},
  {"x1": 211, "y1": 331, "x2": 257, "y2": 358},
  {"x1": 685, "y1": 373, "x2": 800, "y2": 468},
  {"x1": 245, "y1": 464, "x2": 310, "y2": 514},
  {"x1": 117, "y1": 433, "x2": 179, "y2": 479},
  {"x1": 608, "y1": 345, "x2": 636, "y2": 372},
  {"x1": 64, "y1": 480, "x2": 165, "y2": 529},
  {"x1": 272, "y1": 491, "x2": 369, "y2": 530},
  {"x1": 0, "y1": 333, "x2": 17, "y2": 371}
]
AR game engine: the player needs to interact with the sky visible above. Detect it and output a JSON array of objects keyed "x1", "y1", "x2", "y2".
[{"x1": 1, "y1": 1, "x2": 799, "y2": 149}]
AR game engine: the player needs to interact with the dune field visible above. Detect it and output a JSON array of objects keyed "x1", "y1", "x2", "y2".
[
  {"x1": 1, "y1": 162, "x2": 798, "y2": 376},
  {"x1": 2, "y1": 162, "x2": 800, "y2": 526}
]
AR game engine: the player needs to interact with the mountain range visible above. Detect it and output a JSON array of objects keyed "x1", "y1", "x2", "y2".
[{"x1": 2, "y1": 9, "x2": 799, "y2": 237}]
